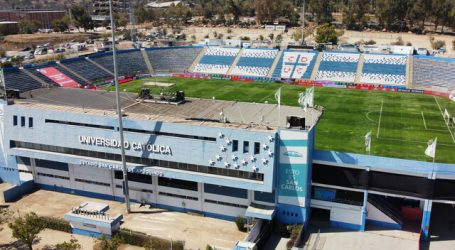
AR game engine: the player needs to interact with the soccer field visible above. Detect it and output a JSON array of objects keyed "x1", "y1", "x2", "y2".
[{"x1": 110, "y1": 77, "x2": 455, "y2": 164}]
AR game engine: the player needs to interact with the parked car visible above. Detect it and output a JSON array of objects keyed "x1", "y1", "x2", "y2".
[
  {"x1": 416, "y1": 48, "x2": 429, "y2": 56},
  {"x1": 54, "y1": 48, "x2": 66, "y2": 53},
  {"x1": 34, "y1": 48, "x2": 48, "y2": 55}
]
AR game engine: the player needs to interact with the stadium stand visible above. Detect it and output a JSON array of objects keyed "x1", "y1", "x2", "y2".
[
  {"x1": 272, "y1": 50, "x2": 318, "y2": 79},
  {"x1": 315, "y1": 52, "x2": 360, "y2": 82},
  {"x1": 52, "y1": 64, "x2": 89, "y2": 85},
  {"x1": 59, "y1": 57, "x2": 113, "y2": 82},
  {"x1": 413, "y1": 56, "x2": 455, "y2": 91},
  {"x1": 146, "y1": 46, "x2": 203, "y2": 73},
  {"x1": 89, "y1": 49, "x2": 149, "y2": 76},
  {"x1": 23, "y1": 62, "x2": 60, "y2": 87},
  {"x1": 3, "y1": 67, "x2": 43, "y2": 92},
  {"x1": 361, "y1": 54, "x2": 407, "y2": 85},
  {"x1": 192, "y1": 47, "x2": 240, "y2": 74},
  {"x1": 231, "y1": 49, "x2": 278, "y2": 77}
]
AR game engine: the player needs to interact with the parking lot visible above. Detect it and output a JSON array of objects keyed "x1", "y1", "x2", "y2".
[{"x1": 5, "y1": 189, "x2": 246, "y2": 249}]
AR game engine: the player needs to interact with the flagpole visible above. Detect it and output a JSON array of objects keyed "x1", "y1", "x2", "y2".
[{"x1": 433, "y1": 137, "x2": 437, "y2": 163}]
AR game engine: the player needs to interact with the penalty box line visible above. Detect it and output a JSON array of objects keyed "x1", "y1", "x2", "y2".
[
  {"x1": 376, "y1": 99, "x2": 383, "y2": 139},
  {"x1": 433, "y1": 96, "x2": 455, "y2": 144}
]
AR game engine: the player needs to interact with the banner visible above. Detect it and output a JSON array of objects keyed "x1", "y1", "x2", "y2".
[{"x1": 37, "y1": 67, "x2": 80, "y2": 88}]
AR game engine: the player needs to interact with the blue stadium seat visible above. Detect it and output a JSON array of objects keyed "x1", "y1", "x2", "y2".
[
  {"x1": 231, "y1": 49, "x2": 278, "y2": 77},
  {"x1": 315, "y1": 52, "x2": 360, "y2": 82},
  {"x1": 192, "y1": 47, "x2": 240, "y2": 74},
  {"x1": 361, "y1": 54, "x2": 407, "y2": 85},
  {"x1": 413, "y1": 56, "x2": 455, "y2": 91},
  {"x1": 146, "y1": 47, "x2": 202, "y2": 73},
  {"x1": 3, "y1": 67, "x2": 43, "y2": 92},
  {"x1": 60, "y1": 57, "x2": 112, "y2": 82},
  {"x1": 272, "y1": 50, "x2": 318, "y2": 79}
]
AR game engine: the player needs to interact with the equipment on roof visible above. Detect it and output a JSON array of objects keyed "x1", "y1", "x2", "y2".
[{"x1": 136, "y1": 88, "x2": 185, "y2": 105}]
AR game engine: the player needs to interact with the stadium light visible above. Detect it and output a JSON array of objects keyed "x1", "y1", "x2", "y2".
[
  {"x1": 301, "y1": 0, "x2": 306, "y2": 46},
  {"x1": 109, "y1": 0, "x2": 131, "y2": 213}
]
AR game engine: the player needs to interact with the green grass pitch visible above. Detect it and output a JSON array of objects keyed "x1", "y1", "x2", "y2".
[{"x1": 108, "y1": 77, "x2": 455, "y2": 164}]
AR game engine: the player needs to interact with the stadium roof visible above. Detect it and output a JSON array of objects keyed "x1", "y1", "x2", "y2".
[{"x1": 15, "y1": 88, "x2": 322, "y2": 132}]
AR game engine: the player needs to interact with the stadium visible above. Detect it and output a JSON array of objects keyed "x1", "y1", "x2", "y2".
[{"x1": 1, "y1": 45, "x2": 455, "y2": 246}]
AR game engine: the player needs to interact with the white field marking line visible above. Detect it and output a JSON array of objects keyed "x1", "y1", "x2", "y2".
[
  {"x1": 421, "y1": 111, "x2": 428, "y2": 130},
  {"x1": 378, "y1": 136, "x2": 455, "y2": 147},
  {"x1": 376, "y1": 99, "x2": 384, "y2": 139},
  {"x1": 433, "y1": 96, "x2": 455, "y2": 144},
  {"x1": 365, "y1": 111, "x2": 378, "y2": 123}
]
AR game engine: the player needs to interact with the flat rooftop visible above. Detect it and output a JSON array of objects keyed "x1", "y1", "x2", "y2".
[{"x1": 15, "y1": 88, "x2": 322, "y2": 132}]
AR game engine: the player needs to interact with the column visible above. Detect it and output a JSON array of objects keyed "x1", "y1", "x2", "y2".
[{"x1": 420, "y1": 199, "x2": 432, "y2": 242}]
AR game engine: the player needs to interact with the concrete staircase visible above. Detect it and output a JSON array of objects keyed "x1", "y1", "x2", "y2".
[
  {"x1": 354, "y1": 54, "x2": 365, "y2": 84},
  {"x1": 267, "y1": 50, "x2": 283, "y2": 78},
  {"x1": 86, "y1": 58, "x2": 114, "y2": 76},
  {"x1": 22, "y1": 69, "x2": 49, "y2": 88},
  {"x1": 57, "y1": 62, "x2": 91, "y2": 83},
  {"x1": 141, "y1": 49, "x2": 154, "y2": 74},
  {"x1": 406, "y1": 55, "x2": 413, "y2": 88},
  {"x1": 188, "y1": 47, "x2": 208, "y2": 72},
  {"x1": 310, "y1": 53, "x2": 324, "y2": 80},
  {"x1": 226, "y1": 48, "x2": 244, "y2": 75}
]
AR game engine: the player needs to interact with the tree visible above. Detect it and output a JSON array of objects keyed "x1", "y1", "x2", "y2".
[
  {"x1": 309, "y1": 0, "x2": 332, "y2": 24},
  {"x1": 55, "y1": 236, "x2": 82, "y2": 250},
  {"x1": 70, "y1": 5, "x2": 94, "y2": 32},
  {"x1": 225, "y1": 0, "x2": 242, "y2": 24},
  {"x1": 235, "y1": 216, "x2": 245, "y2": 231},
  {"x1": 8, "y1": 212, "x2": 45, "y2": 250},
  {"x1": 135, "y1": 5, "x2": 149, "y2": 24},
  {"x1": 315, "y1": 23, "x2": 343, "y2": 44},
  {"x1": 97, "y1": 234, "x2": 123, "y2": 250},
  {"x1": 254, "y1": 0, "x2": 280, "y2": 24},
  {"x1": 18, "y1": 20, "x2": 40, "y2": 34},
  {"x1": 52, "y1": 16, "x2": 70, "y2": 33},
  {"x1": 343, "y1": 0, "x2": 368, "y2": 30},
  {"x1": 114, "y1": 12, "x2": 128, "y2": 28}
]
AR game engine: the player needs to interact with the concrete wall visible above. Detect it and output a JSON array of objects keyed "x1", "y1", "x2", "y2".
[
  {"x1": 5, "y1": 105, "x2": 276, "y2": 192},
  {"x1": 366, "y1": 202, "x2": 401, "y2": 229},
  {"x1": 311, "y1": 199, "x2": 364, "y2": 230}
]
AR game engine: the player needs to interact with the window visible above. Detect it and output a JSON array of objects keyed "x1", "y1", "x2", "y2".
[
  {"x1": 254, "y1": 142, "x2": 260, "y2": 154},
  {"x1": 13, "y1": 116, "x2": 18, "y2": 126},
  {"x1": 232, "y1": 140, "x2": 238, "y2": 152},
  {"x1": 243, "y1": 141, "x2": 249, "y2": 153},
  {"x1": 28, "y1": 117, "x2": 33, "y2": 128},
  {"x1": 10, "y1": 140, "x2": 265, "y2": 182},
  {"x1": 20, "y1": 116, "x2": 25, "y2": 127}
]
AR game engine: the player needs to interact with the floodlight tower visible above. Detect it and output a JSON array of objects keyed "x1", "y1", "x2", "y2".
[
  {"x1": 301, "y1": 0, "x2": 306, "y2": 46},
  {"x1": 109, "y1": 0, "x2": 131, "y2": 213},
  {"x1": 128, "y1": 0, "x2": 137, "y2": 44}
]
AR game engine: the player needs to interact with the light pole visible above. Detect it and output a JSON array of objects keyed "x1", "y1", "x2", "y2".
[
  {"x1": 109, "y1": 0, "x2": 131, "y2": 213},
  {"x1": 301, "y1": 0, "x2": 306, "y2": 46}
]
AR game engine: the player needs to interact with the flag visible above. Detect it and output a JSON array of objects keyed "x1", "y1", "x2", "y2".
[
  {"x1": 425, "y1": 137, "x2": 437, "y2": 158},
  {"x1": 275, "y1": 87, "x2": 281, "y2": 106},
  {"x1": 306, "y1": 87, "x2": 314, "y2": 108},
  {"x1": 365, "y1": 131, "x2": 372, "y2": 152},
  {"x1": 298, "y1": 92, "x2": 307, "y2": 112}
]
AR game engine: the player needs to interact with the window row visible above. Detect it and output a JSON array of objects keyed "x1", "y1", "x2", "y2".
[
  {"x1": 205, "y1": 199, "x2": 248, "y2": 209},
  {"x1": 13, "y1": 116, "x2": 33, "y2": 128},
  {"x1": 37, "y1": 172, "x2": 70, "y2": 180},
  {"x1": 158, "y1": 191, "x2": 198, "y2": 201},
  {"x1": 232, "y1": 140, "x2": 261, "y2": 154},
  {"x1": 45, "y1": 119, "x2": 216, "y2": 142},
  {"x1": 11, "y1": 141, "x2": 264, "y2": 182},
  {"x1": 75, "y1": 178, "x2": 110, "y2": 187}
]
